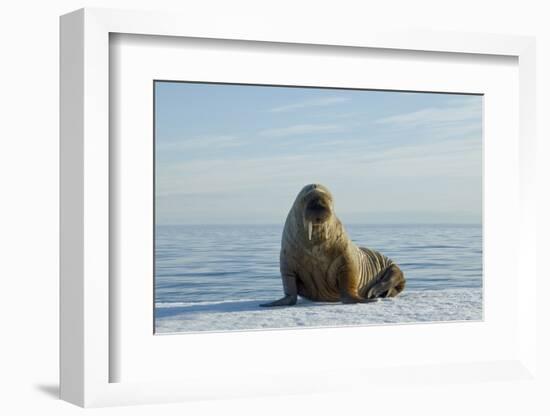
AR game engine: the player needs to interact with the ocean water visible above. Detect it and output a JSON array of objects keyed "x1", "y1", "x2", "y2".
[{"x1": 154, "y1": 224, "x2": 483, "y2": 333}]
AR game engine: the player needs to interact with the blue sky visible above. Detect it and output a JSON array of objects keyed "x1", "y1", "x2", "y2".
[{"x1": 155, "y1": 82, "x2": 482, "y2": 225}]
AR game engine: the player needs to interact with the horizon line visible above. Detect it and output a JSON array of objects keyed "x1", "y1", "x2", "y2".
[{"x1": 155, "y1": 222, "x2": 482, "y2": 227}]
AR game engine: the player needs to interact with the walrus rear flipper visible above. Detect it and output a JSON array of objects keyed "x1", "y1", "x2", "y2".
[
  {"x1": 260, "y1": 294, "x2": 297, "y2": 307},
  {"x1": 341, "y1": 296, "x2": 378, "y2": 304},
  {"x1": 366, "y1": 264, "x2": 406, "y2": 299}
]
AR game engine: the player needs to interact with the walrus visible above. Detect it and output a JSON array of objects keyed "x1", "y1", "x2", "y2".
[{"x1": 260, "y1": 184, "x2": 405, "y2": 307}]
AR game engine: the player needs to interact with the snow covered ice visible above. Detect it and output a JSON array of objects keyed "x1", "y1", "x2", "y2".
[{"x1": 155, "y1": 288, "x2": 482, "y2": 333}]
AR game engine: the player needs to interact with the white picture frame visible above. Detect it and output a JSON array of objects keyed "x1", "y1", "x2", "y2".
[{"x1": 60, "y1": 7, "x2": 537, "y2": 408}]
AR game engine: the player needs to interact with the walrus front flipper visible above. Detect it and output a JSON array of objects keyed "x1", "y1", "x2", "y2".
[
  {"x1": 261, "y1": 268, "x2": 298, "y2": 307},
  {"x1": 260, "y1": 294, "x2": 297, "y2": 307}
]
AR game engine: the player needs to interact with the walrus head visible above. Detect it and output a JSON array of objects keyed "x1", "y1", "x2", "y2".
[{"x1": 295, "y1": 183, "x2": 336, "y2": 242}]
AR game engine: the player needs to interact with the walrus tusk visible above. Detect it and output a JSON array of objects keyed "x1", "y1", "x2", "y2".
[{"x1": 308, "y1": 221, "x2": 313, "y2": 241}]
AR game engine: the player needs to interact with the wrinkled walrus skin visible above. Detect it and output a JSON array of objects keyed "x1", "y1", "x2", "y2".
[{"x1": 260, "y1": 184, "x2": 405, "y2": 307}]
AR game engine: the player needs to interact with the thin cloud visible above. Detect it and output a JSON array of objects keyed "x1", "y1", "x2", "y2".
[
  {"x1": 157, "y1": 135, "x2": 242, "y2": 150},
  {"x1": 156, "y1": 142, "x2": 481, "y2": 225},
  {"x1": 268, "y1": 96, "x2": 350, "y2": 113},
  {"x1": 375, "y1": 99, "x2": 481, "y2": 126},
  {"x1": 259, "y1": 124, "x2": 342, "y2": 137},
  {"x1": 156, "y1": 135, "x2": 481, "y2": 198}
]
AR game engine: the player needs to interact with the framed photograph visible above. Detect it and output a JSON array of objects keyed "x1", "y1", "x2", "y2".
[
  {"x1": 60, "y1": 8, "x2": 537, "y2": 407},
  {"x1": 152, "y1": 81, "x2": 483, "y2": 334}
]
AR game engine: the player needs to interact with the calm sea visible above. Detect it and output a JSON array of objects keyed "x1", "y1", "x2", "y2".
[{"x1": 154, "y1": 224, "x2": 482, "y2": 306}]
